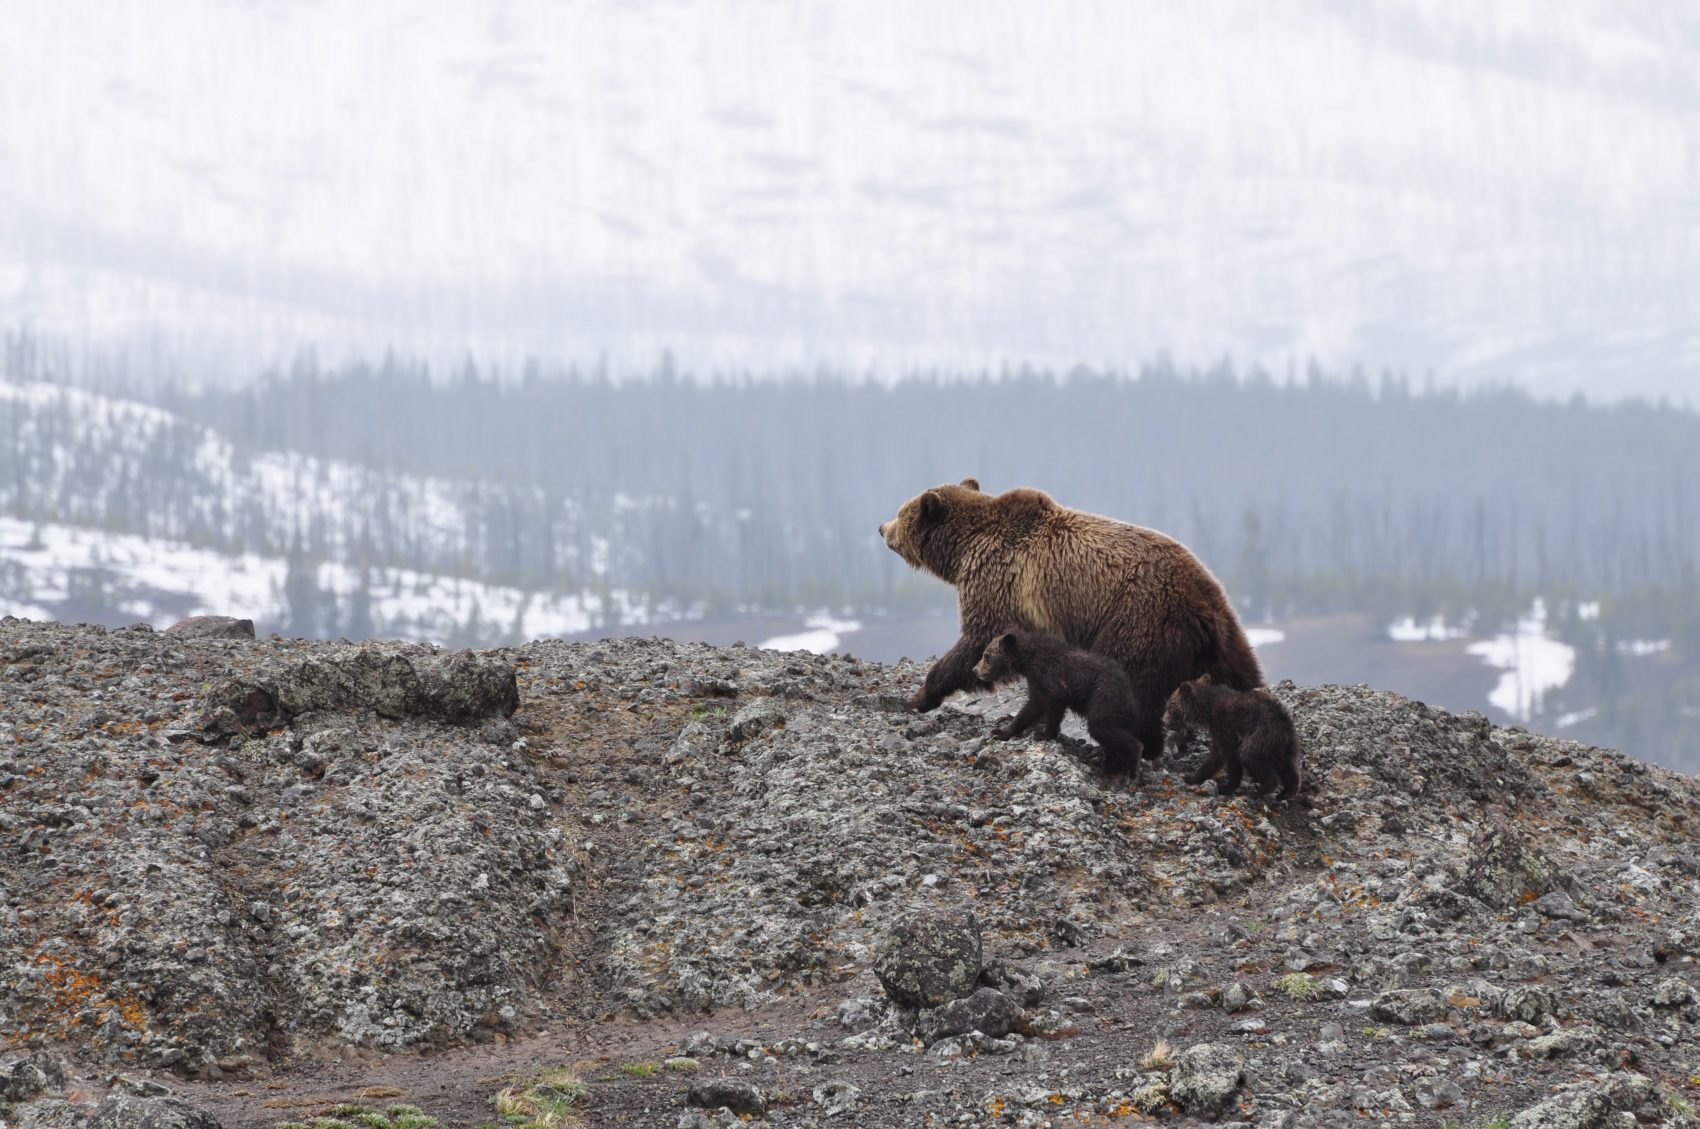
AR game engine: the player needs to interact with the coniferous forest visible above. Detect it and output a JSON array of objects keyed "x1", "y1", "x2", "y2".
[{"x1": 5, "y1": 344, "x2": 1700, "y2": 769}]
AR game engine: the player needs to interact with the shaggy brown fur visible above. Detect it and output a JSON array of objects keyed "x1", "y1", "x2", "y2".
[
  {"x1": 1163, "y1": 674, "x2": 1303, "y2": 799},
  {"x1": 878, "y1": 479, "x2": 1263, "y2": 764},
  {"x1": 972, "y1": 627, "x2": 1144, "y2": 776}
]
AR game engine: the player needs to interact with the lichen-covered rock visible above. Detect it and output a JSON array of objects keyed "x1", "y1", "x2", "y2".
[
  {"x1": 1, "y1": 622, "x2": 573, "y2": 1074},
  {"x1": 724, "y1": 697, "x2": 786, "y2": 744},
  {"x1": 686, "y1": 1078, "x2": 766, "y2": 1116},
  {"x1": 1456, "y1": 814, "x2": 1560, "y2": 910},
  {"x1": 1507, "y1": 1070, "x2": 1658, "y2": 1129},
  {"x1": 1502, "y1": 985, "x2": 1562, "y2": 1023},
  {"x1": 415, "y1": 650, "x2": 522, "y2": 721},
  {"x1": 917, "y1": 987, "x2": 1017, "y2": 1044},
  {"x1": 1169, "y1": 1042, "x2": 1245, "y2": 1118},
  {"x1": 165, "y1": 617, "x2": 254, "y2": 641},
  {"x1": 14, "y1": 1093, "x2": 223, "y2": 1129},
  {"x1": 811, "y1": 1080, "x2": 861, "y2": 1117},
  {"x1": 874, "y1": 908, "x2": 983, "y2": 1009},
  {"x1": 1371, "y1": 988, "x2": 1446, "y2": 1025},
  {"x1": 200, "y1": 645, "x2": 518, "y2": 737},
  {"x1": 1650, "y1": 977, "x2": 1696, "y2": 1007},
  {"x1": 0, "y1": 1052, "x2": 66, "y2": 1104}
]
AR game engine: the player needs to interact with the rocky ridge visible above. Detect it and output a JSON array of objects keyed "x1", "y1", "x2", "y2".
[{"x1": 2, "y1": 616, "x2": 1699, "y2": 1127}]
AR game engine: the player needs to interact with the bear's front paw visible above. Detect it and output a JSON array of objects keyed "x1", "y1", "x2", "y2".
[
  {"x1": 990, "y1": 719, "x2": 1019, "y2": 740},
  {"x1": 908, "y1": 688, "x2": 941, "y2": 712}
]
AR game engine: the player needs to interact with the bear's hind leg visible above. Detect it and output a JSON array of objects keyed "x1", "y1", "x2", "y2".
[{"x1": 1088, "y1": 715, "x2": 1143, "y2": 778}]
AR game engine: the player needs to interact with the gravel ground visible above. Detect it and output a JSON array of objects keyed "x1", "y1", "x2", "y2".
[{"x1": 3, "y1": 617, "x2": 1700, "y2": 1128}]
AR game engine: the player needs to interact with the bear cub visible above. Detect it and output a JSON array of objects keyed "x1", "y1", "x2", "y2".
[
  {"x1": 972, "y1": 627, "x2": 1144, "y2": 777},
  {"x1": 1164, "y1": 674, "x2": 1303, "y2": 800}
]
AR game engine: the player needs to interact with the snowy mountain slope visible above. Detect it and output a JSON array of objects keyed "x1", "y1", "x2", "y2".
[
  {"x1": 0, "y1": 381, "x2": 483, "y2": 566},
  {"x1": 0, "y1": 516, "x2": 655, "y2": 642},
  {"x1": 3, "y1": 1, "x2": 1698, "y2": 395}
]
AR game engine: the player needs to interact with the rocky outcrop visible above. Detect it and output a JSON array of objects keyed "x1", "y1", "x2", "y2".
[{"x1": 4, "y1": 616, "x2": 1700, "y2": 1128}]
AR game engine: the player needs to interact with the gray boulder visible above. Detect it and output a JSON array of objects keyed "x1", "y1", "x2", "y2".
[
  {"x1": 1169, "y1": 1042, "x2": 1246, "y2": 1119},
  {"x1": 1507, "y1": 1070, "x2": 1657, "y2": 1129},
  {"x1": 1371, "y1": 988, "x2": 1446, "y2": 1026},
  {"x1": 1, "y1": 1052, "x2": 66, "y2": 1104},
  {"x1": 917, "y1": 987, "x2": 1017, "y2": 1044},
  {"x1": 874, "y1": 908, "x2": 983, "y2": 1008},
  {"x1": 1456, "y1": 815, "x2": 1559, "y2": 910},
  {"x1": 686, "y1": 1079, "x2": 766, "y2": 1116},
  {"x1": 17, "y1": 1095, "x2": 222, "y2": 1129}
]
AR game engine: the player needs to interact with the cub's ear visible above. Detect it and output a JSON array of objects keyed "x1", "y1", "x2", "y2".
[
  {"x1": 959, "y1": 477, "x2": 981, "y2": 491},
  {"x1": 1196, "y1": 673, "x2": 1213, "y2": 686},
  {"x1": 919, "y1": 490, "x2": 946, "y2": 522},
  {"x1": 999, "y1": 631, "x2": 1018, "y2": 650}
]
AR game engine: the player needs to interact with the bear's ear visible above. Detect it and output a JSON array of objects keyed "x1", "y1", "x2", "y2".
[
  {"x1": 959, "y1": 477, "x2": 981, "y2": 491},
  {"x1": 1000, "y1": 631, "x2": 1018, "y2": 648},
  {"x1": 919, "y1": 490, "x2": 946, "y2": 522},
  {"x1": 1196, "y1": 673, "x2": 1213, "y2": 686}
]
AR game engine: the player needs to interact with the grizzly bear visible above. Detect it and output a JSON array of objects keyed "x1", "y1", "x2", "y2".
[
  {"x1": 878, "y1": 479, "x2": 1262, "y2": 765},
  {"x1": 972, "y1": 627, "x2": 1145, "y2": 776},
  {"x1": 1163, "y1": 674, "x2": 1302, "y2": 799}
]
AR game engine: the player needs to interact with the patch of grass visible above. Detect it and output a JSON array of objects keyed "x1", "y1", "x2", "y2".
[
  {"x1": 279, "y1": 1105, "x2": 440, "y2": 1129},
  {"x1": 1241, "y1": 918, "x2": 1269, "y2": 933},
  {"x1": 1137, "y1": 1039, "x2": 1175, "y2": 1071},
  {"x1": 662, "y1": 1057, "x2": 698, "y2": 1072},
  {"x1": 1477, "y1": 1119, "x2": 1511, "y2": 1129},
  {"x1": 1359, "y1": 1025, "x2": 1391, "y2": 1039},
  {"x1": 690, "y1": 704, "x2": 727, "y2": 720},
  {"x1": 1273, "y1": 972, "x2": 1321, "y2": 1001},
  {"x1": 617, "y1": 1062, "x2": 661, "y2": 1078},
  {"x1": 1667, "y1": 1091, "x2": 1697, "y2": 1118},
  {"x1": 492, "y1": 1067, "x2": 587, "y2": 1129}
]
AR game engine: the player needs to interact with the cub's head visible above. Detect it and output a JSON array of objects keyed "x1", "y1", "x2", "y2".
[
  {"x1": 1163, "y1": 673, "x2": 1212, "y2": 729},
  {"x1": 877, "y1": 478, "x2": 984, "y2": 579},
  {"x1": 972, "y1": 629, "x2": 1023, "y2": 685}
]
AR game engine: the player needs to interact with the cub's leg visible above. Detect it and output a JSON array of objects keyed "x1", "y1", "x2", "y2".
[
  {"x1": 1186, "y1": 743, "x2": 1225, "y2": 788},
  {"x1": 1216, "y1": 735, "x2": 1246, "y2": 795},
  {"x1": 992, "y1": 692, "x2": 1047, "y2": 740},
  {"x1": 1039, "y1": 701, "x2": 1067, "y2": 740}
]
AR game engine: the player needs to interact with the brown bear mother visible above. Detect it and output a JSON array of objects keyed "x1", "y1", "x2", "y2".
[{"x1": 879, "y1": 479, "x2": 1262, "y2": 771}]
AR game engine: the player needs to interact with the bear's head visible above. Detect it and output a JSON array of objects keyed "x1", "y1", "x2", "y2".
[
  {"x1": 877, "y1": 478, "x2": 986, "y2": 579},
  {"x1": 1162, "y1": 673, "x2": 1212, "y2": 729},
  {"x1": 972, "y1": 629, "x2": 1024, "y2": 685}
]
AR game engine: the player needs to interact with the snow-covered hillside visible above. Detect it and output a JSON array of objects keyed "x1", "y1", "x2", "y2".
[
  {"x1": 0, "y1": 517, "x2": 659, "y2": 643},
  {"x1": 1, "y1": 380, "x2": 496, "y2": 567},
  {"x1": 3, "y1": 2, "x2": 1698, "y2": 396},
  {"x1": 0, "y1": 381, "x2": 695, "y2": 640}
]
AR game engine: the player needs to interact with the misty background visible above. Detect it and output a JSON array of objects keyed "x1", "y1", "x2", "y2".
[{"x1": 3, "y1": 2, "x2": 1699, "y2": 770}]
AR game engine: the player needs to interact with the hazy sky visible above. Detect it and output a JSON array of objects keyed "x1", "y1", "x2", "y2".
[{"x1": 3, "y1": 1, "x2": 1698, "y2": 395}]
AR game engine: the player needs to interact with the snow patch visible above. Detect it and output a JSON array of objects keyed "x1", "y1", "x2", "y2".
[
  {"x1": 761, "y1": 614, "x2": 862, "y2": 655},
  {"x1": 1388, "y1": 615, "x2": 1465, "y2": 642},
  {"x1": 1245, "y1": 627, "x2": 1285, "y2": 648},
  {"x1": 1465, "y1": 598, "x2": 1575, "y2": 723}
]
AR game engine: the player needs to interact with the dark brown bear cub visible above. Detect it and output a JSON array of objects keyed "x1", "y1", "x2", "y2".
[
  {"x1": 1163, "y1": 674, "x2": 1302, "y2": 800},
  {"x1": 972, "y1": 628, "x2": 1144, "y2": 777}
]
